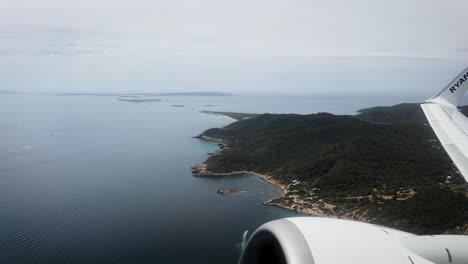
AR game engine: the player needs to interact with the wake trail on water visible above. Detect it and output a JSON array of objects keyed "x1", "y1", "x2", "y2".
[{"x1": 0, "y1": 146, "x2": 33, "y2": 156}]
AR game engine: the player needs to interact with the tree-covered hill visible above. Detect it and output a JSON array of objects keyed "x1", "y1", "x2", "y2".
[{"x1": 198, "y1": 103, "x2": 468, "y2": 234}]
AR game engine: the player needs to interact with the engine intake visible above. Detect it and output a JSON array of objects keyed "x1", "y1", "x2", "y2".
[
  {"x1": 239, "y1": 217, "x2": 468, "y2": 264},
  {"x1": 239, "y1": 219, "x2": 315, "y2": 264}
]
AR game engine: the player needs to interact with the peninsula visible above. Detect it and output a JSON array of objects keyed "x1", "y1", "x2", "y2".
[
  {"x1": 199, "y1": 111, "x2": 259, "y2": 121},
  {"x1": 193, "y1": 103, "x2": 468, "y2": 235}
]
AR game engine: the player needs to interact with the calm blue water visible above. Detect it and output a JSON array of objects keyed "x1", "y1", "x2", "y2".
[
  {"x1": 0, "y1": 94, "x2": 298, "y2": 264},
  {"x1": 0, "y1": 92, "x2": 445, "y2": 263},
  {"x1": 157, "y1": 93, "x2": 432, "y2": 115}
]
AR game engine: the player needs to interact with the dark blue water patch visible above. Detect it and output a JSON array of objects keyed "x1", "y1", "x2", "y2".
[
  {"x1": 0, "y1": 174, "x2": 294, "y2": 264},
  {"x1": 0, "y1": 95, "x2": 297, "y2": 264}
]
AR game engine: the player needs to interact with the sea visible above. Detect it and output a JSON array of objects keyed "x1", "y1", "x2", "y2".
[{"x1": 0, "y1": 92, "x2": 433, "y2": 264}]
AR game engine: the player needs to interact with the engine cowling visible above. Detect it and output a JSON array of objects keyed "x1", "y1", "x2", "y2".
[{"x1": 239, "y1": 217, "x2": 468, "y2": 264}]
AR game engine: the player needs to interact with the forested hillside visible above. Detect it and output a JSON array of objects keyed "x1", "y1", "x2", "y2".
[{"x1": 199, "y1": 103, "x2": 468, "y2": 234}]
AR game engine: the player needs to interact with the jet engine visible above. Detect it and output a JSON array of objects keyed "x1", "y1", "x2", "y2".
[{"x1": 239, "y1": 217, "x2": 468, "y2": 264}]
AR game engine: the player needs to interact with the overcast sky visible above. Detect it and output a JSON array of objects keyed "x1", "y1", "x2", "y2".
[{"x1": 1, "y1": 0, "x2": 467, "y2": 94}]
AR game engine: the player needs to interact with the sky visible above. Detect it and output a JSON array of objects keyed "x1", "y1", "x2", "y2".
[{"x1": 0, "y1": 0, "x2": 468, "y2": 94}]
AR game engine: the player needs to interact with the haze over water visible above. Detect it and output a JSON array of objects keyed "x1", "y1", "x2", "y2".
[{"x1": 0, "y1": 93, "x2": 435, "y2": 263}]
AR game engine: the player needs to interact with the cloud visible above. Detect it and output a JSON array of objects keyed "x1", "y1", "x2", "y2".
[{"x1": 0, "y1": 0, "x2": 467, "y2": 93}]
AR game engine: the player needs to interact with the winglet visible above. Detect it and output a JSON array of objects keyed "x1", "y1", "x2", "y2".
[
  {"x1": 421, "y1": 66, "x2": 468, "y2": 182},
  {"x1": 427, "y1": 66, "x2": 468, "y2": 108}
]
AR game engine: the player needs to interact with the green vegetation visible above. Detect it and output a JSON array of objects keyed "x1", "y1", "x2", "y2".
[
  {"x1": 200, "y1": 103, "x2": 468, "y2": 234},
  {"x1": 357, "y1": 103, "x2": 426, "y2": 124}
]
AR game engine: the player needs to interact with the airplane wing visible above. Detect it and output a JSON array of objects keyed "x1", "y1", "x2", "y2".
[
  {"x1": 421, "y1": 66, "x2": 468, "y2": 182},
  {"x1": 239, "y1": 68, "x2": 468, "y2": 264}
]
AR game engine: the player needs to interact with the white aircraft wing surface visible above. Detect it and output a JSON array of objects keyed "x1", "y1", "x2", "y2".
[{"x1": 421, "y1": 66, "x2": 468, "y2": 182}]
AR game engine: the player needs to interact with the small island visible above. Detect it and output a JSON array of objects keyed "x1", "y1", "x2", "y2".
[
  {"x1": 117, "y1": 97, "x2": 161, "y2": 102},
  {"x1": 217, "y1": 189, "x2": 241, "y2": 196},
  {"x1": 193, "y1": 104, "x2": 468, "y2": 235}
]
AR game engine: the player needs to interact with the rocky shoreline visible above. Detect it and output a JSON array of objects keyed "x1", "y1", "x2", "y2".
[
  {"x1": 192, "y1": 134, "x2": 468, "y2": 234},
  {"x1": 191, "y1": 163, "x2": 287, "y2": 195},
  {"x1": 190, "y1": 134, "x2": 415, "y2": 223},
  {"x1": 191, "y1": 110, "x2": 468, "y2": 235},
  {"x1": 191, "y1": 160, "x2": 344, "y2": 219},
  {"x1": 262, "y1": 199, "x2": 334, "y2": 218},
  {"x1": 191, "y1": 134, "x2": 340, "y2": 218}
]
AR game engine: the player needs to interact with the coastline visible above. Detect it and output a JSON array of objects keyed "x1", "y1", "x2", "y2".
[
  {"x1": 194, "y1": 153, "x2": 468, "y2": 233},
  {"x1": 191, "y1": 162, "x2": 338, "y2": 218},
  {"x1": 262, "y1": 199, "x2": 334, "y2": 218},
  {"x1": 193, "y1": 110, "x2": 468, "y2": 235},
  {"x1": 199, "y1": 111, "x2": 240, "y2": 122},
  {"x1": 193, "y1": 141, "x2": 468, "y2": 234},
  {"x1": 192, "y1": 135, "x2": 334, "y2": 218},
  {"x1": 221, "y1": 115, "x2": 239, "y2": 122},
  {"x1": 191, "y1": 135, "x2": 322, "y2": 218},
  {"x1": 199, "y1": 110, "x2": 259, "y2": 122},
  {"x1": 192, "y1": 166, "x2": 287, "y2": 196}
]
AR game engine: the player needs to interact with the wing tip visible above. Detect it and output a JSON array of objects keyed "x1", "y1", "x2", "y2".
[{"x1": 428, "y1": 66, "x2": 468, "y2": 108}]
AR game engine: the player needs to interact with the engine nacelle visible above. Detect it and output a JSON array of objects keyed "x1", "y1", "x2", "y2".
[{"x1": 239, "y1": 217, "x2": 468, "y2": 264}]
